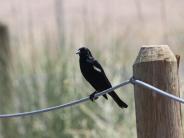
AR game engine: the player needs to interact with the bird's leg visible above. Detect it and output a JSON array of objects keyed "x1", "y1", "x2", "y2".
[{"x1": 89, "y1": 91, "x2": 99, "y2": 102}]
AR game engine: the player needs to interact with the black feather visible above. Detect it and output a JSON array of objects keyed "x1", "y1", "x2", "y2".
[{"x1": 77, "y1": 47, "x2": 128, "y2": 108}]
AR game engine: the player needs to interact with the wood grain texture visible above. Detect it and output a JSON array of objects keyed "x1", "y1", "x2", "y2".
[{"x1": 133, "y1": 45, "x2": 183, "y2": 138}]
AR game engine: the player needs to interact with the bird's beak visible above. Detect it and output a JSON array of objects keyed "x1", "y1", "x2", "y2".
[{"x1": 76, "y1": 50, "x2": 80, "y2": 54}]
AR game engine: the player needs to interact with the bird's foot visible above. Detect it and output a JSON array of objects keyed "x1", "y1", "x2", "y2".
[{"x1": 89, "y1": 91, "x2": 98, "y2": 102}]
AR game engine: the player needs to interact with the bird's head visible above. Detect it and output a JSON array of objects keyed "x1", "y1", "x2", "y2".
[{"x1": 76, "y1": 47, "x2": 93, "y2": 58}]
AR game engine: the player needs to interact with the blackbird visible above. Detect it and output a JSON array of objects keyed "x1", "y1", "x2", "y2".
[{"x1": 76, "y1": 47, "x2": 128, "y2": 108}]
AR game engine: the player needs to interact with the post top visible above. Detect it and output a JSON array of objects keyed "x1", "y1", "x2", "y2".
[{"x1": 134, "y1": 45, "x2": 176, "y2": 65}]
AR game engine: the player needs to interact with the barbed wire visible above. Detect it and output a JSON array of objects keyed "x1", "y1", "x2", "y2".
[{"x1": 0, "y1": 77, "x2": 183, "y2": 119}]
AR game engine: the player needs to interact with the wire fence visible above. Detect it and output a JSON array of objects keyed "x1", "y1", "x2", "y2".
[
  {"x1": 0, "y1": 79, "x2": 130, "y2": 118},
  {"x1": 0, "y1": 77, "x2": 183, "y2": 118},
  {"x1": 130, "y1": 78, "x2": 184, "y2": 104}
]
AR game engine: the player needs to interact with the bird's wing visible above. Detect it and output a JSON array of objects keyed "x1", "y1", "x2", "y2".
[
  {"x1": 86, "y1": 58, "x2": 112, "y2": 87},
  {"x1": 86, "y1": 58, "x2": 103, "y2": 72},
  {"x1": 91, "y1": 59, "x2": 112, "y2": 86},
  {"x1": 89, "y1": 59, "x2": 105, "y2": 73},
  {"x1": 92, "y1": 60, "x2": 109, "y2": 99}
]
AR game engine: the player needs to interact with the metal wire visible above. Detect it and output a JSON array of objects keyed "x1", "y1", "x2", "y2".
[
  {"x1": 1, "y1": 76, "x2": 184, "y2": 119},
  {"x1": 0, "y1": 80, "x2": 130, "y2": 118},
  {"x1": 130, "y1": 77, "x2": 184, "y2": 104}
]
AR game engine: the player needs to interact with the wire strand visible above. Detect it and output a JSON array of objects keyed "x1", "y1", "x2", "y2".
[
  {"x1": 130, "y1": 78, "x2": 184, "y2": 104},
  {"x1": 0, "y1": 80, "x2": 130, "y2": 118},
  {"x1": 1, "y1": 77, "x2": 184, "y2": 119}
]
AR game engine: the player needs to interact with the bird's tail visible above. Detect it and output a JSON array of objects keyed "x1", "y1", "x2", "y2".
[{"x1": 109, "y1": 91, "x2": 128, "y2": 108}]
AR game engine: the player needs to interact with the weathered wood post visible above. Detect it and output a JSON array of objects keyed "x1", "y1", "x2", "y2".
[
  {"x1": 0, "y1": 24, "x2": 17, "y2": 137},
  {"x1": 0, "y1": 24, "x2": 11, "y2": 102},
  {"x1": 133, "y1": 45, "x2": 183, "y2": 138}
]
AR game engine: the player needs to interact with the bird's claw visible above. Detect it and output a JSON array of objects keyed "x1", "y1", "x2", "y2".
[{"x1": 89, "y1": 91, "x2": 98, "y2": 102}]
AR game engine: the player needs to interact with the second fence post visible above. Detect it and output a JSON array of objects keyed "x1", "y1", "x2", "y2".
[{"x1": 133, "y1": 45, "x2": 183, "y2": 138}]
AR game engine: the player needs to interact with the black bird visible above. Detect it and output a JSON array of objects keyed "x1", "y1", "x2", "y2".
[{"x1": 76, "y1": 47, "x2": 128, "y2": 108}]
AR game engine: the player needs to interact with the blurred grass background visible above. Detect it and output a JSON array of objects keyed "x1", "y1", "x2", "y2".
[{"x1": 0, "y1": 0, "x2": 184, "y2": 137}]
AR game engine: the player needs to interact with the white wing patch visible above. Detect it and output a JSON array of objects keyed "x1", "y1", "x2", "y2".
[{"x1": 93, "y1": 65, "x2": 102, "y2": 72}]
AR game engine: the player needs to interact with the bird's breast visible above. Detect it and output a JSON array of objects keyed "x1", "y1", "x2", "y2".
[{"x1": 80, "y1": 62, "x2": 93, "y2": 76}]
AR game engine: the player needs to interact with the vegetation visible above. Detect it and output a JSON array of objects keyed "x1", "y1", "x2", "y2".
[{"x1": 0, "y1": 0, "x2": 184, "y2": 137}]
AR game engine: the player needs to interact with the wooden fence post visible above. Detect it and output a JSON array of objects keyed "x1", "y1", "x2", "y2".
[
  {"x1": 0, "y1": 24, "x2": 11, "y2": 109},
  {"x1": 133, "y1": 45, "x2": 183, "y2": 138},
  {"x1": 0, "y1": 24, "x2": 18, "y2": 137}
]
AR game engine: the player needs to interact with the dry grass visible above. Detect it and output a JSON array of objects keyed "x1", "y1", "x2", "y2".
[{"x1": 0, "y1": 0, "x2": 184, "y2": 138}]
